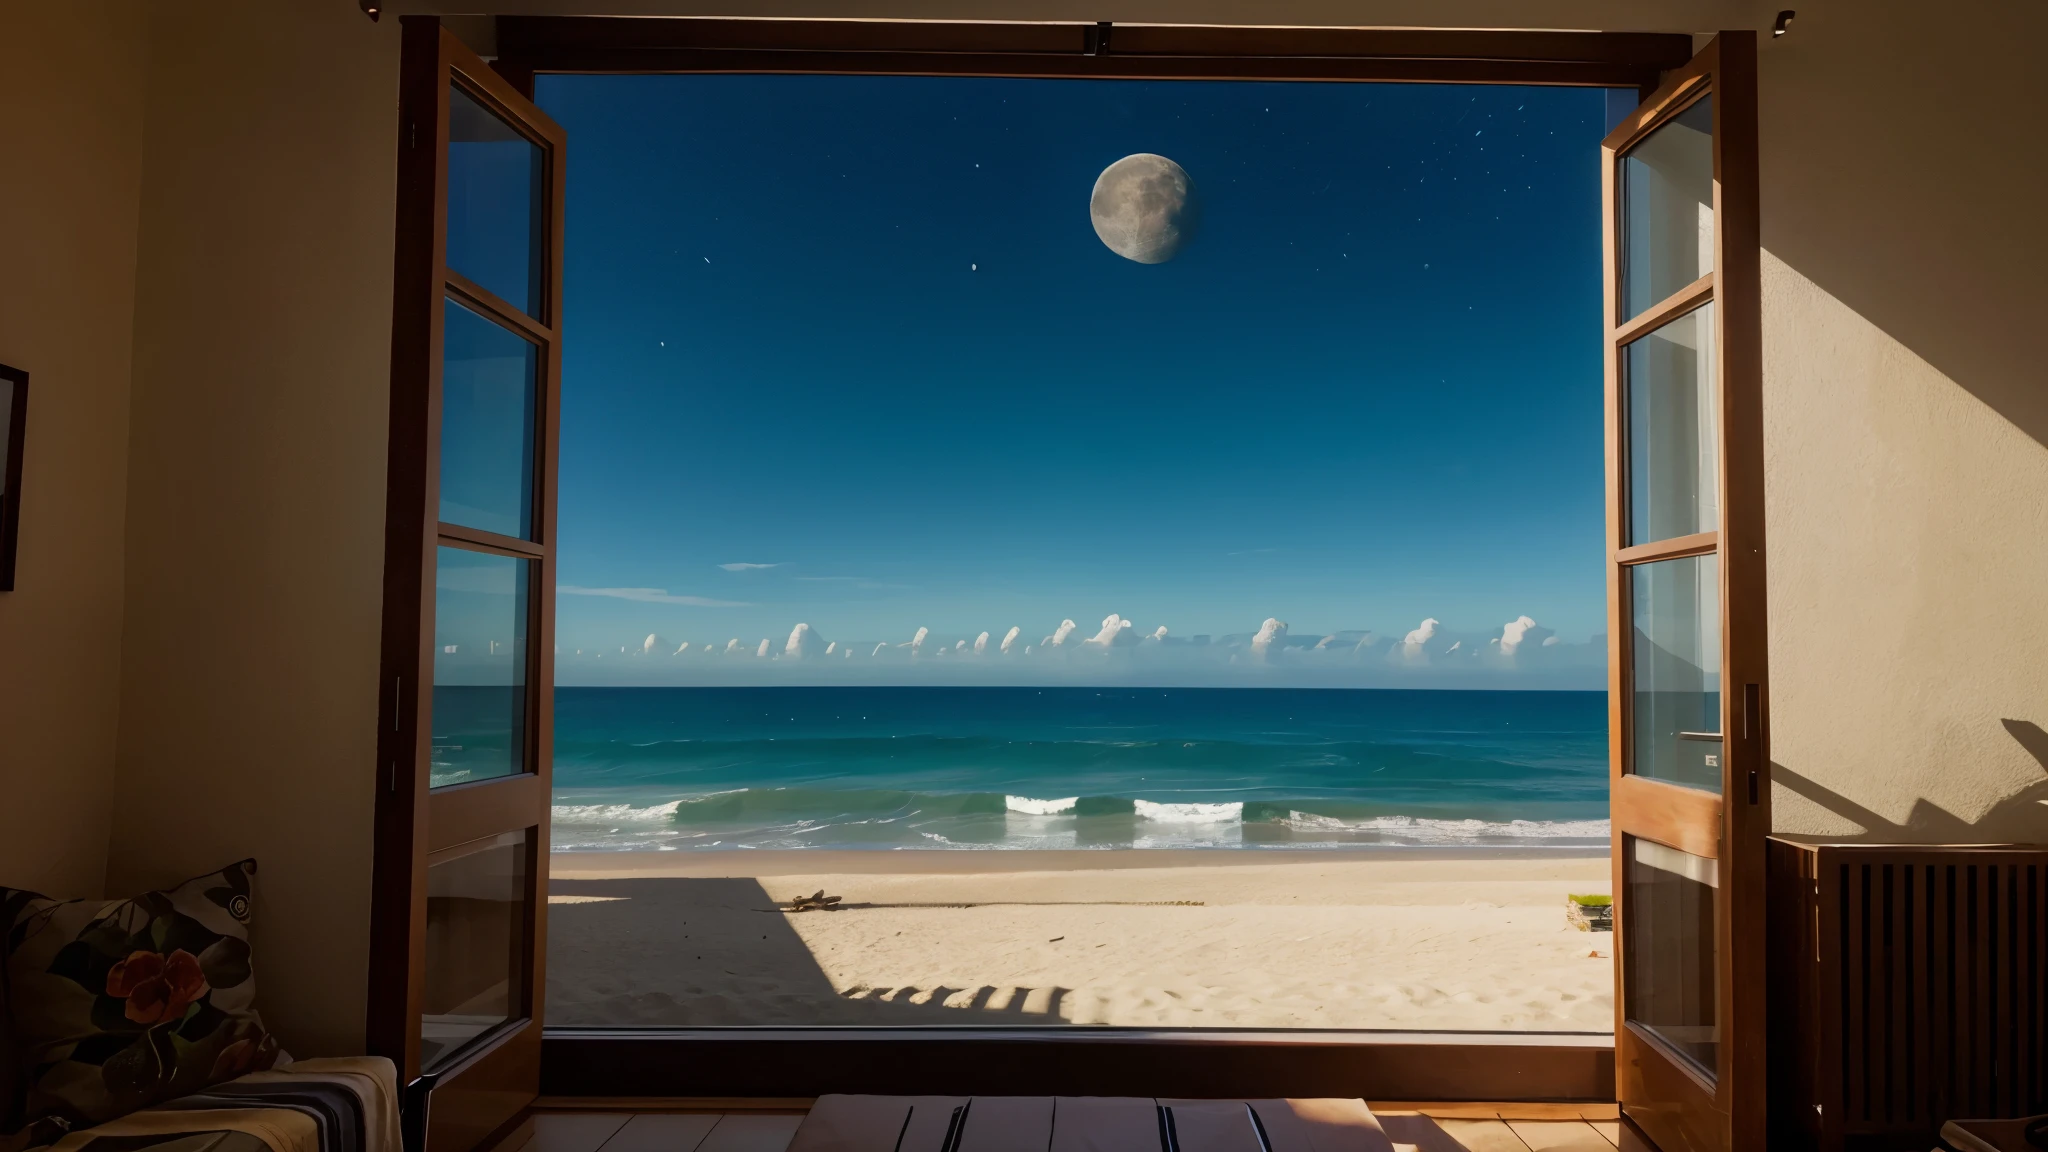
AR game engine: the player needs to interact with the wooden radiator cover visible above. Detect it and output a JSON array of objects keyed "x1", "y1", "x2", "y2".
[{"x1": 1767, "y1": 839, "x2": 2048, "y2": 1152}]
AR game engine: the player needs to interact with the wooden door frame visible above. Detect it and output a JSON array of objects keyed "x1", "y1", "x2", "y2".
[
  {"x1": 372, "y1": 18, "x2": 567, "y2": 1152},
  {"x1": 491, "y1": 18, "x2": 1690, "y2": 92},
  {"x1": 541, "y1": 1029, "x2": 1618, "y2": 1102},
  {"x1": 1600, "y1": 32, "x2": 1767, "y2": 1152},
  {"x1": 372, "y1": 12, "x2": 1784, "y2": 1123}
]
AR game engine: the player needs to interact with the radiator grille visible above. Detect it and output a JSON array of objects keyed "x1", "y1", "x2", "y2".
[
  {"x1": 1769, "y1": 842, "x2": 2048, "y2": 1151},
  {"x1": 1838, "y1": 855, "x2": 2046, "y2": 1128}
]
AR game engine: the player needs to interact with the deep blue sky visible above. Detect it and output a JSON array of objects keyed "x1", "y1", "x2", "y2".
[{"x1": 535, "y1": 75, "x2": 1620, "y2": 682}]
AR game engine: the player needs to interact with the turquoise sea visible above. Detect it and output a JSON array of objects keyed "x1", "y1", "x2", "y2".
[{"x1": 542, "y1": 686, "x2": 1609, "y2": 851}]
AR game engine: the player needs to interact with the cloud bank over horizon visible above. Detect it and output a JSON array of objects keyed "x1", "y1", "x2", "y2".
[{"x1": 529, "y1": 605, "x2": 1606, "y2": 690}]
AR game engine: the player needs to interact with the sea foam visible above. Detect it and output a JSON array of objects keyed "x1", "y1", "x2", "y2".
[
  {"x1": 1134, "y1": 800, "x2": 1244, "y2": 823},
  {"x1": 1282, "y1": 811, "x2": 1610, "y2": 844},
  {"x1": 1005, "y1": 795, "x2": 1079, "y2": 815},
  {"x1": 551, "y1": 799, "x2": 684, "y2": 824}
]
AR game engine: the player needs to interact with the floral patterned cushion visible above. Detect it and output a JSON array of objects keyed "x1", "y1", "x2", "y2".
[{"x1": 0, "y1": 861, "x2": 286, "y2": 1137}]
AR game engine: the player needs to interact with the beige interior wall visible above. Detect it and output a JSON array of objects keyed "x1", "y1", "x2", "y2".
[
  {"x1": 0, "y1": 2, "x2": 150, "y2": 899},
  {"x1": 1753, "y1": 0, "x2": 2048, "y2": 843},
  {"x1": 102, "y1": 1, "x2": 401, "y2": 1057}
]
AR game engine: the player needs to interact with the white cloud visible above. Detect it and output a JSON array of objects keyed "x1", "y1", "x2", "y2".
[
  {"x1": 974, "y1": 631, "x2": 990, "y2": 655},
  {"x1": 673, "y1": 641, "x2": 691, "y2": 655},
  {"x1": 724, "y1": 638, "x2": 745, "y2": 654},
  {"x1": 786, "y1": 623, "x2": 827, "y2": 659},
  {"x1": 1002, "y1": 626, "x2": 1021, "y2": 654},
  {"x1": 719, "y1": 562, "x2": 780, "y2": 571},
  {"x1": 1084, "y1": 614, "x2": 1136, "y2": 647},
  {"x1": 1498, "y1": 615, "x2": 1555, "y2": 656},
  {"x1": 558, "y1": 585, "x2": 750, "y2": 608},
  {"x1": 898, "y1": 626, "x2": 930, "y2": 654},
  {"x1": 825, "y1": 640, "x2": 837, "y2": 655},
  {"x1": 1447, "y1": 640, "x2": 1463, "y2": 654},
  {"x1": 1147, "y1": 625, "x2": 1168, "y2": 642},
  {"x1": 642, "y1": 633, "x2": 661, "y2": 654},
  {"x1": 1543, "y1": 635, "x2": 1562, "y2": 647},
  {"x1": 756, "y1": 638, "x2": 771, "y2": 658},
  {"x1": 1400, "y1": 618, "x2": 1440, "y2": 659},
  {"x1": 1251, "y1": 618, "x2": 1289, "y2": 660},
  {"x1": 1048, "y1": 619, "x2": 1078, "y2": 648},
  {"x1": 872, "y1": 642, "x2": 888, "y2": 657},
  {"x1": 954, "y1": 639, "x2": 967, "y2": 651}
]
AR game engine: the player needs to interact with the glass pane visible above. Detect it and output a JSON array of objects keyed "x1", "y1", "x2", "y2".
[
  {"x1": 422, "y1": 831, "x2": 528, "y2": 1070},
  {"x1": 1625, "y1": 837, "x2": 1718, "y2": 1080},
  {"x1": 1620, "y1": 96, "x2": 1714, "y2": 321},
  {"x1": 1630, "y1": 553, "x2": 1721, "y2": 790},
  {"x1": 1625, "y1": 303, "x2": 1718, "y2": 544},
  {"x1": 441, "y1": 298, "x2": 537, "y2": 539},
  {"x1": 447, "y1": 84, "x2": 543, "y2": 316},
  {"x1": 433, "y1": 546, "x2": 529, "y2": 788}
]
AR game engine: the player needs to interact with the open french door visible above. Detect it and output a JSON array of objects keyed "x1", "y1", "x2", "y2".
[
  {"x1": 1601, "y1": 32, "x2": 1767, "y2": 1152},
  {"x1": 371, "y1": 18, "x2": 565, "y2": 1152}
]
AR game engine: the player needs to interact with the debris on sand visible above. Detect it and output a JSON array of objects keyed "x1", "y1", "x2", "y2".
[{"x1": 789, "y1": 889, "x2": 842, "y2": 913}]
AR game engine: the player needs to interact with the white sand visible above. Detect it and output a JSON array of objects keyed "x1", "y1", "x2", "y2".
[{"x1": 544, "y1": 850, "x2": 1615, "y2": 1031}]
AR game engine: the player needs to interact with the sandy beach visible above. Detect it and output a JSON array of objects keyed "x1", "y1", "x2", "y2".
[{"x1": 544, "y1": 850, "x2": 1615, "y2": 1031}]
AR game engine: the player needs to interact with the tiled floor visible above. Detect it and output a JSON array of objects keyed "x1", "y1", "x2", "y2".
[{"x1": 511, "y1": 1102, "x2": 1622, "y2": 1152}]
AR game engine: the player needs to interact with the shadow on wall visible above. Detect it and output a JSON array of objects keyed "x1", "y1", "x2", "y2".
[
  {"x1": 1759, "y1": 2, "x2": 2048, "y2": 451},
  {"x1": 544, "y1": 876, "x2": 1073, "y2": 1026},
  {"x1": 1772, "y1": 719, "x2": 2048, "y2": 844}
]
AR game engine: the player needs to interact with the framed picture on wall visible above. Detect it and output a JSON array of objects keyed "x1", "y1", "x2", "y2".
[{"x1": 1, "y1": 362, "x2": 26, "y2": 591}]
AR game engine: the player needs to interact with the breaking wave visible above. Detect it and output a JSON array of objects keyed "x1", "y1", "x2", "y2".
[
  {"x1": 550, "y1": 799, "x2": 685, "y2": 824},
  {"x1": 1005, "y1": 795, "x2": 1079, "y2": 815},
  {"x1": 546, "y1": 787, "x2": 1608, "y2": 851}
]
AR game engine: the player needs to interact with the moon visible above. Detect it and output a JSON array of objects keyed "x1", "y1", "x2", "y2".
[{"x1": 1090, "y1": 153, "x2": 1198, "y2": 264}]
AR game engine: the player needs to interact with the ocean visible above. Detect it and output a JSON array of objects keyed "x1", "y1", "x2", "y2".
[{"x1": 540, "y1": 686, "x2": 1610, "y2": 851}]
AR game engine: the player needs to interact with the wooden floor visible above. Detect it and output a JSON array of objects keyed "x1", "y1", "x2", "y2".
[
  {"x1": 509, "y1": 1100, "x2": 1625, "y2": 1152},
  {"x1": 1371, "y1": 1103, "x2": 1622, "y2": 1152}
]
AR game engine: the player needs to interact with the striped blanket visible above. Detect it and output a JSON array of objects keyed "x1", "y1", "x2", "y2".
[{"x1": 27, "y1": 1060, "x2": 397, "y2": 1152}]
